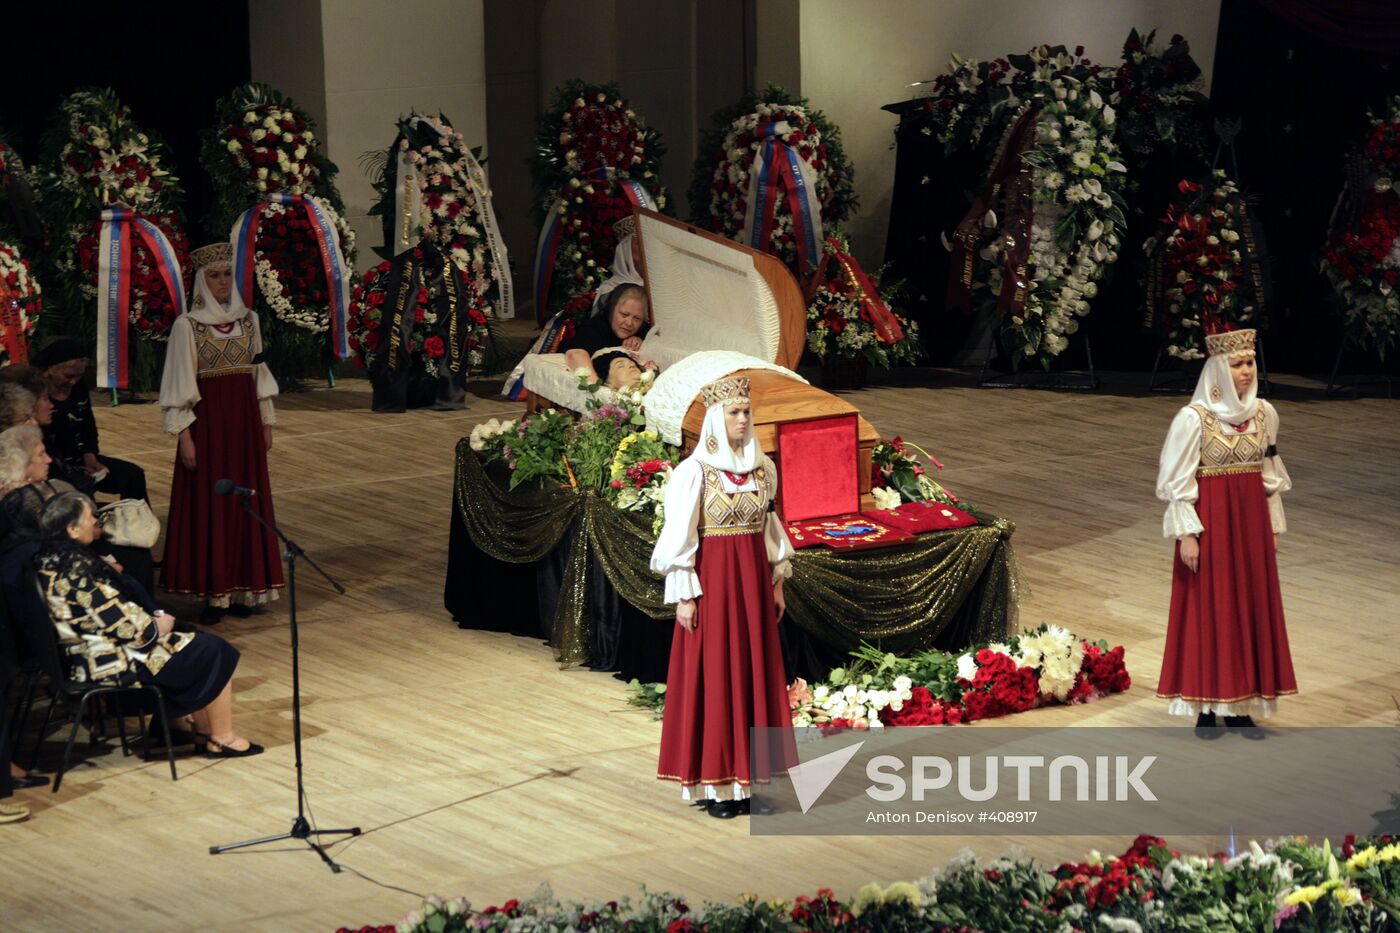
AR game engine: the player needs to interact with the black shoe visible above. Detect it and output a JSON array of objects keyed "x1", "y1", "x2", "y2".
[
  {"x1": 199, "y1": 605, "x2": 226, "y2": 626},
  {"x1": 1194, "y1": 712, "x2": 1223, "y2": 740},
  {"x1": 206, "y1": 739, "x2": 264, "y2": 759},
  {"x1": 706, "y1": 799, "x2": 745, "y2": 819},
  {"x1": 1224, "y1": 715, "x2": 1266, "y2": 739},
  {"x1": 226, "y1": 603, "x2": 268, "y2": 619},
  {"x1": 10, "y1": 773, "x2": 49, "y2": 789}
]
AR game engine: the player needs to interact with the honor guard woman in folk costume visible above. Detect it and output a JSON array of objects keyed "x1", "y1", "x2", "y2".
[
  {"x1": 159, "y1": 243, "x2": 284, "y2": 620},
  {"x1": 650, "y1": 376, "x2": 796, "y2": 818},
  {"x1": 1155, "y1": 326, "x2": 1296, "y2": 734}
]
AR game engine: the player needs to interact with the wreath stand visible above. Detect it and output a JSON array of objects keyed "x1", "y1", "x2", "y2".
[
  {"x1": 978, "y1": 330, "x2": 1098, "y2": 390},
  {"x1": 1326, "y1": 330, "x2": 1394, "y2": 398}
]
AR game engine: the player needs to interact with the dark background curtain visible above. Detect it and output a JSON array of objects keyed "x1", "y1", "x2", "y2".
[
  {"x1": 6, "y1": 3, "x2": 251, "y2": 234},
  {"x1": 1209, "y1": 0, "x2": 1400, "y2": 373}
]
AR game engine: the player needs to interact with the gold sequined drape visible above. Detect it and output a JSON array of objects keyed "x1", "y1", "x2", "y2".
[{"x1": 453, "y1": 442, "x2": 1019, "y2": 666}]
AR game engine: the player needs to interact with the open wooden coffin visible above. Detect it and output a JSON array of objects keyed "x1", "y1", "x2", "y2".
[{"x1": 523, "y1": 208, "x2": 880, "y2": 505}]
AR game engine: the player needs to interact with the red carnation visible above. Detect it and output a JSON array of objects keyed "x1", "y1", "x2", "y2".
[{"x1": 423, "y1": 336, "x2": 445, "y2": 358}]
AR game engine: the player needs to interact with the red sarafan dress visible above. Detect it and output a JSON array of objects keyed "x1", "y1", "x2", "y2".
[
  {"x1": 161, "y1": 315, "x2": 284, "y2": 606},
  {"x1": 652, "y1": 458, "x2": 795, "y2": 801},
  {"x1": 1156, "y1": 400, "x2": 1297, "y2": 717}
]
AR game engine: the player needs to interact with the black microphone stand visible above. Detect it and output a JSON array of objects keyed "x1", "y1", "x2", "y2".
[{"x1": 210, "y1": 493, "x2": 360, "y2": 872}]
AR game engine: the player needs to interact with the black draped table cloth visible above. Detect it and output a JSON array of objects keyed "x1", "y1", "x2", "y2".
[{"x1": 444, "y1": 442, "x2": 1021, "y2": 683}]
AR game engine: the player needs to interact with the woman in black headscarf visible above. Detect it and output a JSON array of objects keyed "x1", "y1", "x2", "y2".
[{"x1": 33, "y1": 339, "x2": 148, "y2": 502}]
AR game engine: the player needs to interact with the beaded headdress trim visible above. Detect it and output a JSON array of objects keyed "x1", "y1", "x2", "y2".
[
  {"x1": 700, "y1": 376, "x2": 750, "y2": 409},
  {"x1": 1205, "y1": 328, "x2": 1256, "y2": 359},
  {"x1": 191, "y1": 242, "x2": 234, "y2": 269}
]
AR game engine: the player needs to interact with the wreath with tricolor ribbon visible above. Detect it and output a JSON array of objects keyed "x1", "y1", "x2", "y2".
[
  {"x1": 36, "y1": 88, "x2": 190, "y2": 390},
  {"x1": 201, "y1": 83, "x2": 356, "y2": 379},
  {"x1": 689, "y1": 85, "x2": 857, "y2": 280},
  {"x1": 530, "y1": 81, "x2": 666, "y2": 323}
]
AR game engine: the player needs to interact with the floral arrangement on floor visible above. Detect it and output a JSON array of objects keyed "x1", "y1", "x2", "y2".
[
  {"x1": 1321, "y1": 94, "x2": 1400, "y2": 358},
  {"x1": 869, "y1": 435, "x2": 959, "y2": 510},
  {"x1": 339, "y1": 835, "x2": 1400, "y2": 933},
  {"x1": 806, "y1": 235, "x2": 922, "y2": 368},
  {"x1": 625, "y1": 624, "x2": 1127, "y2": 728},
  {"x1": 689, "y1": 85, "x2": 857, "y2": 278},
  {"x1": 790, "y1": 625, "x2": 1128, "y2": 730},
  {"x1": 0, "y1": 240, "x2": 42, "y2": 365},
  {"x1": 1143, "y1": 171, "x2": 1263, "y2": 360},
  {"x1": 201, "y1": 83, "x2": 356, "y2": 379},
  {"x1": 903, "y1": 30, "x2": 1206, "y2": 368},
  {"x1": 35, "y1": 88, "x2": 190, "y2": 388},
  {"x1": 530, "y1": 81, "x2": 666, "y2": 322}
]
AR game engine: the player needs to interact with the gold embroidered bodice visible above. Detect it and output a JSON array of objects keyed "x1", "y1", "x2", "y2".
[
  {"x1": 193, "y1": 316, "x2": 255, "y2": 378},
  {"x1": 1193, "y1": 403, "x2": 1268, "y2": 477},
  {"x1": 698, "y1": 463, "x2": 772, "y2": 537}
]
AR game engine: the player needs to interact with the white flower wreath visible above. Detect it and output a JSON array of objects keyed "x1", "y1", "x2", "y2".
[{"x1": 936, "y1": 48, "x2": 1129, "y2": 363}]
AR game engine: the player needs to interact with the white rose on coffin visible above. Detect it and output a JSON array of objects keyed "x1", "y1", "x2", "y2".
[{"x1": 871, "y1": 486, "x2": 902, "y2": 510}]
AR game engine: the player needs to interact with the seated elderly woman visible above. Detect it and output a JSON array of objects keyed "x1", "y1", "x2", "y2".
[
  {"x1": 0, "y1": 367, "x2": 55, "y2": 429},
  {"x1": 0, "y1": 373, "x2": 96, "y2": 498},
  {"x1": 560, "y1": 283, "x2": 650, "y2": 382},
  {"x1": 0, "y1": 425, "x2": 155, "y2": 597},
  {"x1": 34, "y1": 491, "x2": 261, "y2": 758}
]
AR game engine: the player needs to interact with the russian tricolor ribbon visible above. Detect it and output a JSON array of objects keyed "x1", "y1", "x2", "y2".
[
  {"x1": 95, "y1": 208, "x2": 187, "y2": 389},
  {"x1": 532, "y1": 167, "x2": 657, "y2": 323},
  {"x1": 742, "y1": 121, "x2": 823, "y2": 276},
  {"x1": 231, "y1": 193, "x2": 352, "y2": 358}
]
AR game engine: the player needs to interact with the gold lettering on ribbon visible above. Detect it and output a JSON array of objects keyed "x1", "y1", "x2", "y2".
[
  {"x1": 400, "y1": 173, "x2": 416, "y2": 249},
  {"x1": 1236, "y1": 201, "x2": 1265, "y2": 316},
  {"x1": 388, "y1": 258, "x2": 415, "y2": 371},
  {"x1": 443, "y1": 258, "x2": 462, "y2": 375}
]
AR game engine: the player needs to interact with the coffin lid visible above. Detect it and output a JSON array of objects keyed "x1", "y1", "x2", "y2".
[{"x1": 634, "y1": 209, "x2": 806, "y2": 370}]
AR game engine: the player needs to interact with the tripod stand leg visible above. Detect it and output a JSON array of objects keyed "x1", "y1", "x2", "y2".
[{"x1": 209, "y1": 830, "x2": 299, "y2": 855}]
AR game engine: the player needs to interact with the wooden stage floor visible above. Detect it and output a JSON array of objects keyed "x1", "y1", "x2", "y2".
[{"x1": 2, "y1": 370, "x2": 1396, "y2": 931}]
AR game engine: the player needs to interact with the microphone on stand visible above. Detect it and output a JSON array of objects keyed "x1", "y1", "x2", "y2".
[{"x1": 214, "y1": 479, "x2": 257, "y2": 497}]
